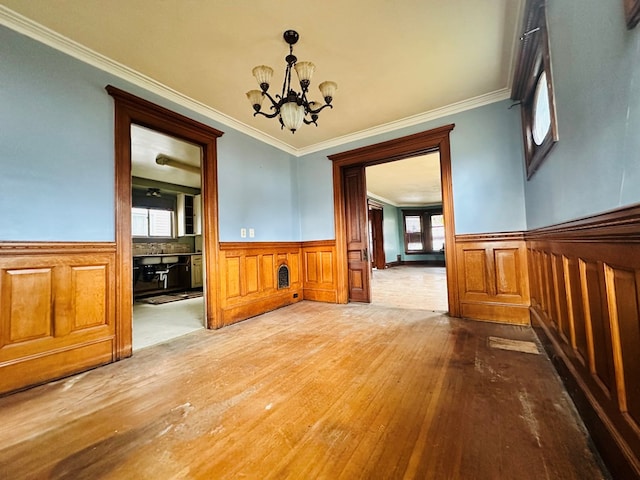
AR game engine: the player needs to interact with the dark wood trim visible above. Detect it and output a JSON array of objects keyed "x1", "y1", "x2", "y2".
[
  {"x1": 0, "y1": 242, "x2": 116, "y2": 255},
  {"x1": 511, "y1": 0, "x2": 558, "y2": 179},
  {"x1": 107, "y1": 85, "x2": 224, "y2": 349},
  {"x1": 384, "y1": 261, "x2": 403, "y2": 268},
  {"x1": 526, "y1": 203, "x2": 640, "y2": 242},
  {"x1": 329, "y1": 124, "x2": 459, "y2": 316},
  {"x1": 456, "y1": 232, "x2": 526, "y2": 243},
  {"x1": 625, "y1": 0, "x2": 640, "y2": 29}
]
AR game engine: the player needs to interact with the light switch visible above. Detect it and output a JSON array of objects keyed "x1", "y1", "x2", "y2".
[
  {"x1": 240, "y1": 228, "x2": 247, "y2": 238},
  {"x1": 249, "y1": 228, "x2": 255, "y2": 238}
]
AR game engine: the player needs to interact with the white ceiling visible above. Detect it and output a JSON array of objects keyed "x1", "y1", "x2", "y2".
[
  {"x1": 367, "y1": 154, "x2": 442, "y2": 206},
  {"x1": 131, "y1": 125, "x2": 202, "y2": 189},
  {"x1": 0, "y1": 0, "x2": 524, "y2": 154}
]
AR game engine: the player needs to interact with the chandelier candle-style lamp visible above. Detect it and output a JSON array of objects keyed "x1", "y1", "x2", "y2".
[{"x1": 246, "y1": 30, "x2": 337, "y2": 133}]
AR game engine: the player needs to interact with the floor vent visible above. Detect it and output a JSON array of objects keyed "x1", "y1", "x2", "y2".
[
  {"x1": 278, "y1": 264, "x2": 290, "y2": 289},
  {"x1": 488, "y1": 336, "x2": 540, "y2": 355}
]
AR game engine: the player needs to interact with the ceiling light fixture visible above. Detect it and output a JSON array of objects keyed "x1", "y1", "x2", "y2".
[
  {"x1": 155, "y1": 154, "x2": 201, "y2": 175},
  {"x1": 246, "y1": 30, "x2": 337, "y2": 134}
]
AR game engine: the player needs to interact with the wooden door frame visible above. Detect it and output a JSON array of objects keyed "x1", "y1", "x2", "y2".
[
  {"x1": 107, "y1": 86, "x2": 224, "y2": 359},
  {"x1": 368, "y1": 200, "x2": 385, "y2": 270},
  {"x1": 329, "y1": 124, "x2": 460, "y2": 316}
]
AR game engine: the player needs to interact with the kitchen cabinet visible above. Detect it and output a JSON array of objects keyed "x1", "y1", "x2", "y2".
[
  {"x1": 191, "y1": 254, "x2": 203, "y2": 288},
  {"x1": 177, "y1": 193, "x2": 202, "y2": 237},
  {"x1": 194, "y1": 194, "x2": 202, "y2": 235}
]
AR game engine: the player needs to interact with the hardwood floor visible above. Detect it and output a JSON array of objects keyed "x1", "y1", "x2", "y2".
[
  {"x1": 371, "y1": 266, "x2": 448, "y2": 311},
  {"x1": 0, "y1": 301, "x2": 608, "y2": 479}
]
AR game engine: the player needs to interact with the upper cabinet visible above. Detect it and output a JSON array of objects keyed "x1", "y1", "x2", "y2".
[{"x1": 177, "y1": 193, "x2": 202, "y2": 236}]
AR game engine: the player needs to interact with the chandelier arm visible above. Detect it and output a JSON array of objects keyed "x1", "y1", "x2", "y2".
[
  {"x1": 254, "y1": 110, "x2": 280, "y2": 119},
  {"x1": 262, "y1": 90, "x2": 279, "y2": 108},
  {"x1": 309, "y1": 103, "x2": 333, "y2": 114}
]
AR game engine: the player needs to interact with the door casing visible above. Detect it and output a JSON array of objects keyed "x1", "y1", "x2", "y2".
[
  {"x1": 329, "y1": 124, "x2": 460, "y2": 316},
  {"x1": 107, "y1": 86, "x2": 224, "y2": 359}
]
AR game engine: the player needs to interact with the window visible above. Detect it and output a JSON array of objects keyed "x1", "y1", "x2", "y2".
[
  {"x1": 403, "y1": 210, "x2": 444, "y2": 254},
  {"x1": 132, "y1": 207, "x2": 174, "y2": 238},
  {"x1": 512, "y1": 0, "x2": 558, "y2": 179}
]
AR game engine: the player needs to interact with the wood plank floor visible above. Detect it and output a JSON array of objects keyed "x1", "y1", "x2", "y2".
[
  {"x1": 0, "y1": 299, "x2": 609, "y2": 479},
  {"x1": 371, "y1": 266, "x2": 448, "y2": 311}
]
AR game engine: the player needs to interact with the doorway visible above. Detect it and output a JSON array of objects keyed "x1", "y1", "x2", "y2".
[
  {"x1": 365, "y1": 153, "x2": 448, "y2": 311},
  {"x1": 130, "y1": 125, "x2": 205, "y2": 350},
  {"x1": 328, "y1": 124, "x2": 460, "y2": 316},
  {"x1": 107, "y1": 86, "x2": 224, "y2": 359}
]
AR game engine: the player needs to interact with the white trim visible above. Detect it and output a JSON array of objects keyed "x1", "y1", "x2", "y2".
[
  {"x1": 0, "y1": 6, "x2": 297, "y2": 156},
  {"x1": 296, "y1": 89, "x2": 511, "y2": 156},
  {"x1": 367, "y1": 192, "x2": 399, "y2": 207},
  {"x1": 1, "y1": 6, "x2": 511, "y2": 158}
]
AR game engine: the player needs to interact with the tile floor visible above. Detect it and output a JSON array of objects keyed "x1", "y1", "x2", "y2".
[{"x1": 132, "y1": 296, "x2": 204, "y2": 350}]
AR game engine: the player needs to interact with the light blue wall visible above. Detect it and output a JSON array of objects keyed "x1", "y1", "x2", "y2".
[
  {"x1": 296, "y1": 154, "x2": 334, "y2": 240},
  {"x1": 0, "y1": 26, "x2": 115, "y2": 241},
  {"x1": 525, "y1": 0, "x2": 640, "y2": 229},
  {"x1": 298, "y1": 100, "x2": 527, "y2": 239},
  {"x1": 0, "y1": 26, "x2": 300, "y2": 242}
]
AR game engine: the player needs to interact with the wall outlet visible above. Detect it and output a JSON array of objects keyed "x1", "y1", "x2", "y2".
[
  {"x1": 249, "y1": 228, "x2": 255, "y2": 238},
  {"x1": 240, "y1": 228, "x2": 247, "y2": 238}
]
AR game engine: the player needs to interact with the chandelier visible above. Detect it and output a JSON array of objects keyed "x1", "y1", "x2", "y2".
[{"x1": 246, "y1": 30, "x2": 337, "y2": 134}]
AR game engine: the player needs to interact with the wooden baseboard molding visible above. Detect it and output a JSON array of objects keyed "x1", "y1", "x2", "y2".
[
  {"x1": 532, "y1": 308, "x2": 640, "y2": 480},
  {"x1": 0, "y1": 339, "x2": 114, "y2": 396},
  {"x1": 220, "y1": 289, "x2": 303, "y2": 327},
  {"x1": 460, "y1": 302, "x2": 530, "y2": 325},
  {"x1": 384, "y1": 261, "x2": 402, "y2": 268}
]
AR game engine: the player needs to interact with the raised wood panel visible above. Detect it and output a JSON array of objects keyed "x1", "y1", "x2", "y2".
[
  {"x1": 581, "y1": 260, "x2": 615, "y2": 396},
  {"x1": 0, "y1": 243, "x2": 116, "y2": 395},
  {"x1": 226, "y1": 256, "x2": 241, "y2": 299},
  {"x1": 494, "y1": 248, "x2": 520, "y2": 295},
  {"x1": 302, "y1": 241, "x2": 338, "y2": 303},
  {"x1": 306, "y1": 251, "x2": 318, "y2": 282},
  {"x1": 551, "y1": 254, "x2": 570, "y2": 343},
  {"x1": 527, "y1": 208, "x2": 640, "y2": 478},
  {"x1": 455, "y1": 235, "x2": 530, "y2": 325},
  {"x1": 1, "y1": 268, "x2": 53, "y2": 345},
  {"x1": 564, "y1": 256, "x2": 589, "y2": 366},
  {"x1": 261, "y1": 254, "x2": 275, "y2": 291},
  {"x1": 245, "y1": 255, "x2": 259, "y2": 295},
  {"x1": 463, "y1": 249, "x2": 487, "y2": 294},
  {"x1": 71, "y1": 265, "x2": 109, "y2": 331},
  {"x1": 605, "y1": 265, "x2": 640, "y2": 429}
]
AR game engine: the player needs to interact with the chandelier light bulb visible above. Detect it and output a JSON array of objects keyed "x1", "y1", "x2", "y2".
[{"x1": 246, "y1": 30, "x2": 337, "y2": 133}]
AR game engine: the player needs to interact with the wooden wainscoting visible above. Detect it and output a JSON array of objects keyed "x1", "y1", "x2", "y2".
[
  {"x1": 455, "y1": 232, "x2": 530, "y2": 325},
  {"x1": 302, "y1": 240, "x2": 338, "y2": 303},
  {"x1": 218, "y1": 242, "x2": 303, "y2": 327},
  {"x1": 527, "y1": 205, "x2": 640, "y2": 480},
  {"x1": 0, "y1": 242, "x2": 116, "y2": 395},
  {"x1": 218, "y1": 241, "x2": 339, "y2": 327}
]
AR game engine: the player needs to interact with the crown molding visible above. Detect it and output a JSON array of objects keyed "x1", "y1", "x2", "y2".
[
  {"x1": 297, "y1": 88, "x2": 511, "y2": 157},
  {"x1": 366, "y1": 192, "x2": 399, "y2": 207},
  {"x1": 0, "y1": 6, "x2": 298, "y2": 156},
  {"x1": 1, "y1": 5, "x2": 511, "y2": 159}
]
